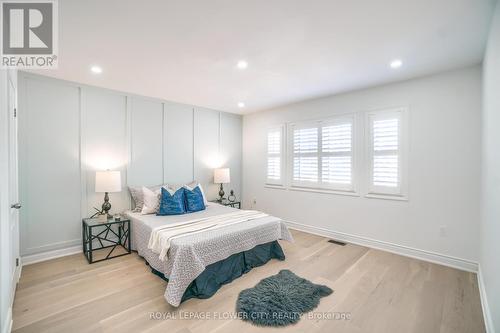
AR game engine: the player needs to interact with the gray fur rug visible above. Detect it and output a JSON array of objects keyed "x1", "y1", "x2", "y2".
[{"x1": 236, "y1": 269, "x2": 333, "y2": 326}]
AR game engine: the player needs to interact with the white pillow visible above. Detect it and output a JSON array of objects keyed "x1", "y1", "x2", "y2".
[
  {"x1": 141, "y1": 186, "x2": 161, "y2": 215},
  {"x1": 183, "y1": 182, "x2": 208, "y2": 205}
]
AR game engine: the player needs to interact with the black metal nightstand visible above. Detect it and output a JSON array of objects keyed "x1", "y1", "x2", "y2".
[
  {"x1": 82, "y1": 217, "x2": 131, "y2": 264},
  {"x1": 210, "y1": 199, "x2": 241, "y2": 209}
]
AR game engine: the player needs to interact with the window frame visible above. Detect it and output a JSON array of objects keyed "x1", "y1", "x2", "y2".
[
  {"x1": 266, "y1": 125, "x2": 285, "y2": 186},
  {"x1": 287, "y1": 114, "x2": 357, "y2": 194},
  {"x1": 365, "y1": 107, "x2": 408, "y2": 199}
]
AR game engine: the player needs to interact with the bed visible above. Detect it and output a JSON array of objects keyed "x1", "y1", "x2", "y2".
[{"x1": 125, "y1": 203, "x2": 293, "y2": 306}]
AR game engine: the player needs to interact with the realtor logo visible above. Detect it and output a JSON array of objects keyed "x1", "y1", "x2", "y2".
[{"x1": 1, "y1": 0, "x2": 58, "y2": 68}]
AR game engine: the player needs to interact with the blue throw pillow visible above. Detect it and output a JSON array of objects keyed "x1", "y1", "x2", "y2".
[
  {"x1": 184, "y1": 185, "x2": 206, "y2": 213},
  {"x1": 157, "y1": 187, "x2": 186, "y2": 215}
]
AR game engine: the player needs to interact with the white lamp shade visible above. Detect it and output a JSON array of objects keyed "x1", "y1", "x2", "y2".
[
  {"x1": 95, "y1": 170, "x2": 122, "y2": 193},
  {"x1": 214, "y1": 168, "x2": 230, "y2": 184}
]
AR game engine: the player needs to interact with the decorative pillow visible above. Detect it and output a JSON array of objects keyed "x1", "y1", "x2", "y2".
[
  {"x1": 183, "y1": 185, "x2": 206, "y2": 213},
  {"x1": 183, "y1": 182, "x2": 209, "y2": 205},
  {"x1": 157, "y1": 187, "x2": 186, "y2": 216},
  {"x1": 129, "y1": 185, "x2": 162, "y2": 212},
  {"x1": 141, "y1": 186, "x2": 161, "y2": 215},
  {"x1": 167, "y1": 181, "x2": 197, "y2": 192},
  {"x1": 128, "y1": 186, "x2": 143, "y2": 212}
]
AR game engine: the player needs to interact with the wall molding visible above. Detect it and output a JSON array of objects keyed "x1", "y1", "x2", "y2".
[
  {"x1": 22, "y1": 245, "x2": 82, "y2": 266},
  {"x1": 478, "y1": 264, "x2": 495, "y2": 333},
  {"x1": 25, "y1": 238, "x2": 81, "y2": 254},
  {"x1": 285, "y1": 220, "x2": 478, "y2": 273},
  {"x1": 2, "y1": 307, "x2": 12, "y2": 333},
  {"x1": 22, "y1": 221, "x2": 480, "y2": 274}
]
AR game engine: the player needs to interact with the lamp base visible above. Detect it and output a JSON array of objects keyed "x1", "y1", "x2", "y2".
[
  {"x1": 102, "y1": 192, "x2": 112, "y2": 218},
  {"x1": 218, "y1": 184, "x2": 225, "y2": 202}
]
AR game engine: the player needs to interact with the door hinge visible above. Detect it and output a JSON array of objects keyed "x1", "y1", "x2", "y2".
[
  {"x1": 16, "y1": 258, "x2": 19, "y2": 267},
  {"x1": 14, "y1": 108, "x2": 17, "y2": 118}
]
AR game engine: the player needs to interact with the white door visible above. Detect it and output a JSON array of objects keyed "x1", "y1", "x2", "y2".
[{"x1": 7, "y1": 73, "x2": 20, "y2": 295}]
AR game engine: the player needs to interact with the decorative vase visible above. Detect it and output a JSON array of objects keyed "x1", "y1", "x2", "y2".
[{"x1": 228, "y1": 190, "x2": 236, "y2": 202}]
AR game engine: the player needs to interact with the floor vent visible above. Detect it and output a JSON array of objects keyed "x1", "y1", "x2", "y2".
[{"x1": 328, "y1": 239, "x2": 347, "y2": 246}]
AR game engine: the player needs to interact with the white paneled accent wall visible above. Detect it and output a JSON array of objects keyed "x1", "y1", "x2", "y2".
[
  {"x1": 18, "y1": 73, "x2": 242, "y2": 257},
  {"x1": 83, "y1": 89, "x2": 130, "y2": 219},
  {"x1": 129, "y1": 97, "x2": 164, "y2": 186},
  {"x1": 220, "y1": 113, "x2": 243, "y2": 203},
  {"x1": 163, "y1": 101, "x2": 194, "y2": 185},
  {"x1": 194, "y1": 107, "x2": 221, "y2": 200},
  {"x1": 18, "y1": 78, "x2": 82, "y2": 255}
]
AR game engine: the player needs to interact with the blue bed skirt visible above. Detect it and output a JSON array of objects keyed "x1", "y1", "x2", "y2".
[{"x1": 150, "y1": 241, "x2": 285, "y2": 303}]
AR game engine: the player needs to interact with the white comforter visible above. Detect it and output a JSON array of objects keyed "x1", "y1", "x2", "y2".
[{"x1": 148, "y1": 210, "x2": 269, "y2": 261}]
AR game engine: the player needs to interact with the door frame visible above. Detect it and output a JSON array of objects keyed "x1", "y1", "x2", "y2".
[
  {"x1": 0, "y1": 68, "x2": 19, "y2": 333},
  {"x1": 8, "y1": 71, "x2": 21, "y2": 291}
]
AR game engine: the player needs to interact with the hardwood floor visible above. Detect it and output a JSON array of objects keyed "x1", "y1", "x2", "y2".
[{"x1": 12, "y1": 230, "x2": 485, "y2": 333}]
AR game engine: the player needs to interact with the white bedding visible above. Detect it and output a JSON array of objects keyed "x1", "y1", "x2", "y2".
[
  {"x1": 125, "y1": 203, "x2": 293, "y2": 306},
  {"x1": 148, "y1": 210, "x2": 270, "y2": 261}
]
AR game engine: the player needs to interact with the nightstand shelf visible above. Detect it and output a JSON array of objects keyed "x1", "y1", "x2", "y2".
[
  {"x1": 210, "y1": 199, "x2": 241, "y2": 209},
  {"x1": 82, "y1": 217, "x2": 131, "y2": 264}
]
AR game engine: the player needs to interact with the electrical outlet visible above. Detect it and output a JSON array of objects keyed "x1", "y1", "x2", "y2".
[{"x1": 439, "y1": 226, "x2": 447, "y2": 237}]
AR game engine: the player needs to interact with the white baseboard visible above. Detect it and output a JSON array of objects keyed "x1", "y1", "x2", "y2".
[
  {"x1": 477, "y1": 264, "x2": 495, "y2": 333},
  {"x1": 285, "y1": 221, "x2": 478, "y2": 273},
  {"x1": 2, "y1": 307, "x2": 12, "y2": 333},
  {"x1": 22, "y1": 245, "x2": 82, "y2": 266},
  {"x1": 20, "y1": 222, "x2": 478, "y2": 273}
]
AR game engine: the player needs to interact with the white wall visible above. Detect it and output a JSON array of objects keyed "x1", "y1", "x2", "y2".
[
  {"x1": 480, "y1": 1, "x2": 500, "y2": 332},
  {"x1": 18, "y1": 73, "x2": 242, "y2": 257},
  {"x1": 242, "y1": 66, "x2": 482, "y2": 267}
]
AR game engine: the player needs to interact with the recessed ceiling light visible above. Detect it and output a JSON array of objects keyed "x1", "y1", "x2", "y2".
[
  {"x1": 236, "y1": 60, "x2": 248, "y2": 69},
  {"x1": 390, "y1": 59, "x2": 403, "y2": 69},
  {"x1": 90, "y1": 65, "x2": 102, "y2": 74},
  {"x1": 238, "y1": 102, "x2": 245, "y2": 108}
]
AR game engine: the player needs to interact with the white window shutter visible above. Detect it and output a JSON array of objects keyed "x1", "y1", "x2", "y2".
[
  {"x1": 268, "y1": 130, "x2": 281, "y2": 155},
  {"x1": 292, "y1": 126, "x2": 318, "y2": 184},
  {"x1": 373, "y1": 118, "x2": 399, "y2": 187},
  {"x1": 267, "y1": 156, "x2": 281, "y2": 180},
  {"x1": 322, "y1": 156, "x2": 351, "y2": 184},
  {"x1": 293, "y1": 156, "x2": 318, "y2": 182},
  {"x1": 293, "y1": 127, "x2": 318, "y2": 154},
  {"x1": 266, "y1": 127, "x2": 284, "y2": 185},
  {"x1": 290, "y1": 117, "x2": 355, "y2": 192},
  {"x1": 367, "y1": 108, "x2": 407, "y2": 198},
  {"x1": 321, "y1": 122, "x2": 353, "y2": 187}
]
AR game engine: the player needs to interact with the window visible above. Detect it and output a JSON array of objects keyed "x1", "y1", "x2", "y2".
[
  {"x1": 366, "y1": 108, "x2": 407, "y2": 197},
  {"x1": 265, "y1": 108, "x2": 408, "y2": 200},
  {"x1": 266, "y1": 126, "x2": 284, "y2": 185},
  {"x1": 289, "y1": 116, "x2": 355, "y2": 192}
]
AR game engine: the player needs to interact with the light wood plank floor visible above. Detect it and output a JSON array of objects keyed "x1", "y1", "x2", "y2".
[{"x1": 12, "y1": 230, "x2": 485, "y2": 333}]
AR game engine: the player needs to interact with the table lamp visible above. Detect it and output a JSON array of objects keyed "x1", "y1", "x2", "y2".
[
  {"x1": 95, "y1": 170, "x2": 121, "y2": 218},
  {"x1": 214, "y1": 168, "x2": 230, "y2": 202}
]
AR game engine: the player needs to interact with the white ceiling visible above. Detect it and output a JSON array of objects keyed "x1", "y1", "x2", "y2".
[{"x1": 30, "y1": 0, "x2": 495, "y2": 114}]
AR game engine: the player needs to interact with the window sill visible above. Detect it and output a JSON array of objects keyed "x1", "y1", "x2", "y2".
[
  {"x1": 264, "y1": 184, "x2": 409, "y2": 201},
  {"x1": 364, "y1": 193, "x2": 408, "y2": 201},
  {"x1": 289, "y1": 186, "x2": 360, "y2": 197},
  {"x1": 264, "y1": 184, "x2": 287, "y2": 190},
  {"x1": 264, "y1": 184, "x2": 360, "y2": 197}
]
